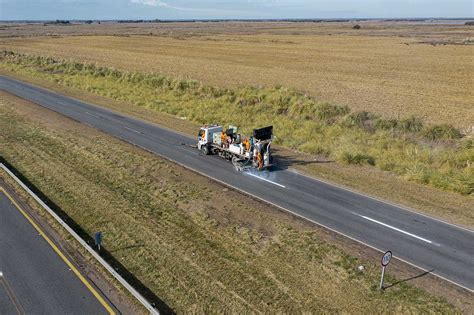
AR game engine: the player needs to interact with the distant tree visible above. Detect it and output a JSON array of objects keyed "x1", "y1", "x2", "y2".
[
  {"x1": 44, "y1": 20, "x2": 70, "y2": 25},
  {"x1": 465, "y1": 21, "x2": 474, "y2": 25},
  {"x1": 352, "y1": 24, "x2": 361, "y2": 29}
]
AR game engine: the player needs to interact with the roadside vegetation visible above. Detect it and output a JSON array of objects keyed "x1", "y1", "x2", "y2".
[
  {"x1": 0, "y1": 94, "x2": 457, "y2": 313},
  {"x1": 1, "y1": 51, "x2": 472, "y2": 195}
]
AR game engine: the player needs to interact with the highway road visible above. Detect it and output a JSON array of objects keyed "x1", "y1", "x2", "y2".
[
  {"x1": 0, "y1": 188, "x2": 112, "y2": 314},
  {"x1": 1, "y1": 75, "x2": 473, "y2": 292}
]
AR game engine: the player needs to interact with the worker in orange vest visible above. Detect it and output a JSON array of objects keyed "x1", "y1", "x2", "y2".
[
  {"x1": 221, "y1": 131, "x2": 226, "y2": 147},
  {"x1": 257, "y1": 151, "x2": 263, "y2": 170},
  {"x1": 244, "y1": 138, "x2": 250, "y2": 152}
]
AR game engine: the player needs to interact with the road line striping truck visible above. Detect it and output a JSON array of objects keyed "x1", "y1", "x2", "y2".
[{"x1": 197, "y1": 124, "x2": 274, "y2": 170}]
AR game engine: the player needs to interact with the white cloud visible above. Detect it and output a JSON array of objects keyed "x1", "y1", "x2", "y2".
[
  {"x1": 130, "y1": 0, "x2": 169, "y2": 7},
  {"x1": 129, "y1": 0, "x2": 246, "y2": 13}
]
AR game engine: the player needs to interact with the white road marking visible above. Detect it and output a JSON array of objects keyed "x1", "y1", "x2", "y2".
[
  {"x1": 123, "y1": 126, "x2": 142, "y2": 134},
  {"x1": 287, "y1": 168, "x2": 473, "y2": 234},
  {"x1": 245, "y1": 172, "x2": 286, "y2": 188},
  {"x1": 85, "y1": 111, "x2": 100, "y2": 119},
  {"x1": 359, "y1": 215, "x2": 440, "y2": 246}
]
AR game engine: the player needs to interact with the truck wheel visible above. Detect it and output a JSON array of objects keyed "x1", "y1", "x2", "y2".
[{"x1": 201, "y1": 145, "x2": 210, "y2": 155}]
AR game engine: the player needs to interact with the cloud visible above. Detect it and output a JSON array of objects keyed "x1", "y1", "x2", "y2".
[
  {"x1": 130, "y1": 0, "x2": 169, "y2": 7},
  {"x1": 129, "y1": 0, "x2": 194, "y2": 11},
  {"x1": 129, "y1": 0, "x2": 249, "y2": 13}
]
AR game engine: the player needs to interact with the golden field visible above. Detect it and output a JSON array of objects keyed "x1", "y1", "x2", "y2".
[{"x1": 0, "y1": 22, "x2": 473, "y2": 127}]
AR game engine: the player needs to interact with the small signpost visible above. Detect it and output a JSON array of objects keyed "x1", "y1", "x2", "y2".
[
  {"x1": 95, "y1": 231, "x2": 103, "y2": 251},
  {"x1": 380, "y1": 250, "x2": 392, "y2": 290}
]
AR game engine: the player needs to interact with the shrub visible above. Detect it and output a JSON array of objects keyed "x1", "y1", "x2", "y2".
[
  {"x1": 344, "y1": 111, "x2": 378, "y2": 131},
  {"x1": 399, "y1": 116, "x2": 423, "y2": 133},
  {"x1": 423, "y1": 124, "x2": 461, "y2": 141},
  {"x1": 374, "y1": 118, "x2": 398, "y2": 130},
  {"x1": 340, "y1": 152, "x2": 375, "y2": 166},
  {"x1": 316, "y1": 103, "x2": 350, "y2": 122}
]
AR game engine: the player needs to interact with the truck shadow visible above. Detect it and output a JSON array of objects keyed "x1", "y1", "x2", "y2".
[
  {"x1": 0, "y1": 158, "x2": 175, "y2": 315},
  {"x1": 271, "y1": 147, "x2": 335, "y2": 171},
  {"x1": 383, "y1": 269, "x2": 434, "y2": 290}
]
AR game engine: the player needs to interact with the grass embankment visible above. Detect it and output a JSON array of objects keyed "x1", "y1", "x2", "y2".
[
  {"x1": 1, "y1": 51, "x2": 472, "y2": 196},
  {"x1": 0, "y1": 92, "x2": 457, "y2": 313}
]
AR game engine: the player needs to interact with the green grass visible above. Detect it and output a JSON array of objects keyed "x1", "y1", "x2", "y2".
[
  {"x1": 0, "y1": 97, "x2": 457, "y2": 313},
  {"x1": 1, "y1": 51, "x2": 472, "y2": 195}
]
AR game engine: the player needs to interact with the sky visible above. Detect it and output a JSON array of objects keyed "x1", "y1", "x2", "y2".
[{"x1": 0, "y1": 0, "x2": 472, "y2": 21}]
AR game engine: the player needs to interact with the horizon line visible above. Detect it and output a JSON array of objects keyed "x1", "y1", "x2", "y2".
[{"x1": 1, "y1": 17, "x2": 473, "y2": 22}]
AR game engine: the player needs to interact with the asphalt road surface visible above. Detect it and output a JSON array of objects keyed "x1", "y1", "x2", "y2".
[
  {"x1": 0, "y1": 189, "x2": 110, "y2": 314},
  {"x1": 1, "y1": 75, "x2": 473, "y2": 292}
]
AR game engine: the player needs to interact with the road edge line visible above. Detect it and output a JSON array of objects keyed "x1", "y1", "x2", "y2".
[
  {"x1": 286, "y1": 168, "x2": 473, "y2": 233},
  {"x1": 0, "y1": 163, "x2": 160, "y2": 314}
]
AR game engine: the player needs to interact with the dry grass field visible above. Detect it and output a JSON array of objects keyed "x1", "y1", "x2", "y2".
[
  {"x1": 1, "y1": 91, "x2": 466, "y2": 313},
  {"x1": 0, "y1": 22, "x2": 473, "y2": 127}
]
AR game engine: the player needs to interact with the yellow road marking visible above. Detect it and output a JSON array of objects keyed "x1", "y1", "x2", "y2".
[{"x1": 0, "y1": 187, "x2": 115, "y2": 315}]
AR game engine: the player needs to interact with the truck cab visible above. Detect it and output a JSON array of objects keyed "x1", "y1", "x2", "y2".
[{"x1": 198, "y1": 125, "x2": 222, "y2": 154}]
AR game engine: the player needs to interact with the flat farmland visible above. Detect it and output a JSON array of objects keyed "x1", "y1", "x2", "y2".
[{"x1": 0, "y1": 22, "x2": 473, "y2": 127}]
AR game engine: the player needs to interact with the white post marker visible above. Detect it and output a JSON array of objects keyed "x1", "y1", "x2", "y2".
[{"x1": 380, "y1": 250, "x2": 392, "y2": 290}]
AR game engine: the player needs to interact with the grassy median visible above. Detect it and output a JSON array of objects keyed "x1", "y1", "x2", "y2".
[{"x1": 0, "y1": 93, "x2": 458, "y2": 312}]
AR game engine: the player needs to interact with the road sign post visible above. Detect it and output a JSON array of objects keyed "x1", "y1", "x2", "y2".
[
  {"x1": 95, "y1": 231, "x2": 103, "y2": 251},
  {"x1": 380, "y1": 250, "x2": 392, "y2": 290}
]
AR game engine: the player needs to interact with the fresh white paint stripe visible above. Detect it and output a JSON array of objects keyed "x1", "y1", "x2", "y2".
[
  {"x1": 245, "y1": 172, "x2": 286, "y2": 188},
  {"x1": 123, "y1": 126, "x2": 142, "y2": 134},
  {"x1": 288, "y1": 168, "x2": 473, "y2": 234},
  {"x1": 85, "y1": 111, "x2": 100, "y2": 119},
  {"x1": 359, "y1": 215, "x2": 440, "y2": 246}
]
